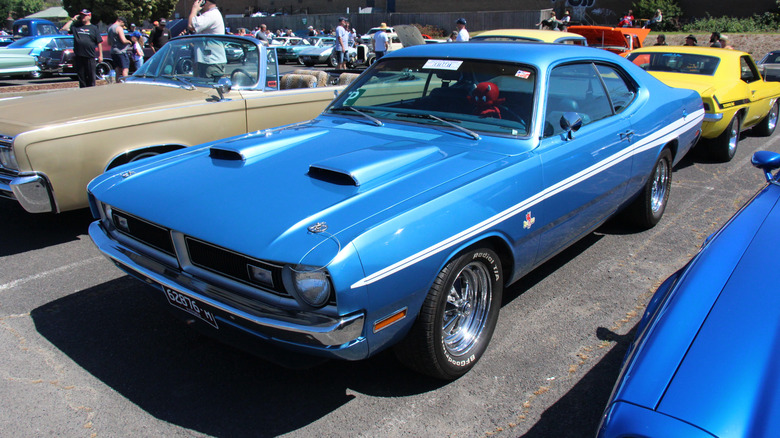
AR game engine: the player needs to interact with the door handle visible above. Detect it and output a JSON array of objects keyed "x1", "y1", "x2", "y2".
[{"x1": 619, "y1": 130, "x2": 634, "y2": 140}]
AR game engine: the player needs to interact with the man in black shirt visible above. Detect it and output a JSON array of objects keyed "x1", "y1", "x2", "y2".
[
  {"x1": 62, "y1": 9, "x2": 103, "y2": 87},
  {"x1": 149, "y1": 19, "x2": 170, "y2": 53}
]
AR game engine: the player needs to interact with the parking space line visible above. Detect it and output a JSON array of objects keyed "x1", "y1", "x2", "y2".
[{"x1": 0, "y1": 256, "x2": 103, "y2": 292}]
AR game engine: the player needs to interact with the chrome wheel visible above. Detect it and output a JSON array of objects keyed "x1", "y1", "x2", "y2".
[
  {"x1": 650, "y1": 157, "x2": 669, "y2": 214},
  {"x1": 767, "y1": 104, "x2": 778, "y2": 133},
  {"x1": 726, "y1": 116, "x2": 739, "y2": 156},
  {"x1": 442, "y1": 261, "x2": 492, "y2": 356}
]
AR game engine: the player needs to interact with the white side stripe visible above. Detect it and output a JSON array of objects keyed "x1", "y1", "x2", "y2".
[{"x1": 351, "y1": 110, "x2": 704, "y2": 289}]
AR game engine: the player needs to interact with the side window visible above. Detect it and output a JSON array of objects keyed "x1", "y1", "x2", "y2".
[
  {"x1": 595, "y1": 64, "x2": 635, "y2": 113},
  {"x1": 544, "y1": 63, "x2": 613, "y2": 137},
  {"x1": 740, "y1": 56, "x2": 760, "y2": 83}
]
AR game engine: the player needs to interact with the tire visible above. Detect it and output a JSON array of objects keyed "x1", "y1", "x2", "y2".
[
  {"x1": 95, "y1": 61, "x2": 112, "y2": 80},
  {"x1": 627, "y1": 148, "x2": 672, "y2": 229},
  {"x1": 28, "y1": 70, "x2": 43, "y2": 79},
  {"x1": 394, "y1": 248, "x2": 503, "y2": 380},
  {"x1": 753, "y1": 100, "x2": 779, "y2": 137},
  {"x1": 303, "y1": 61, "x2": 315, "y2": 67},
  {"x1": 712, "y1": 113, "x2": 741, "y2": 162},
  {"x1": 328, "y1": 54, "x2": 339, "y2": 68},
  {"x1": 297, "y1": 57, "x2": 305, "y2": 65}
]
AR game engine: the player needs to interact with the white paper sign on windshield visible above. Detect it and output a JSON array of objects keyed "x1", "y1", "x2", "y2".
[{"x1": 422, "y1": 59, "x2": 463, "y2": 70}]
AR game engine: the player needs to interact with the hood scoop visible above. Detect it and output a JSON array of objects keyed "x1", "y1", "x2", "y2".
[
  {"x1": 309, "y1": 143, "x2": 443, "y2": 186},
  {"x1": 210, "y1": 129, "x2": 327, "y2": 162}
]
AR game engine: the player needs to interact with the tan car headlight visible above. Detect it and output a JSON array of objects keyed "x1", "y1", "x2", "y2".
[{"x1": 0, "y1": 146, "x2": 19, "y2": 171}]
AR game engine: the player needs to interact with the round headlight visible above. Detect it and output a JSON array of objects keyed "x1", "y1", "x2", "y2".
[{"x1": 283, "y1": 265, "x2": 331, "y2": 308}]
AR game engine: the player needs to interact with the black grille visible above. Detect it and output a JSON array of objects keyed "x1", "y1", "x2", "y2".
[
  {"x1": 112, "y1": 209, "x2": 175, "y2": 256},
  {"x1": 185, "y1": 237, "x2": 289, "y2": 297}
]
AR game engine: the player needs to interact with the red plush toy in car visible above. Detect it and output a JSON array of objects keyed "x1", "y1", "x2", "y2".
[{"x1": 468, "y1": 81, "x2": 505, "y2": 119}]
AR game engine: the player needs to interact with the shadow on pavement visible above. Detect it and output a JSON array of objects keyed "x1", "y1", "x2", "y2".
[
  {"x1": 31, "y1": 276, "x2": 445, "y2": 437},
  {"x1": 521, "y1": 325, "x2": 637, "y2": 438},
  {"x1": 0, "y1": 199, "x2": 93, "y2": 257}
]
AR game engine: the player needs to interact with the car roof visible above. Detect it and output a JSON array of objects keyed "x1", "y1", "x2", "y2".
[
  {"x1": 631, "y1": 45, "x2": 750, "y2": 58},
  {"x1": 472, "y1": 29, "x2": 586, "y2": 44},
  {"x1": 384, "y1": 41, "x2": 613, "y2": 66}
]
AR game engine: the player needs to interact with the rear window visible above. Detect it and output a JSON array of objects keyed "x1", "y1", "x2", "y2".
[{"x1": 627, "y1": 52, "x2": 720, "y2": 76}]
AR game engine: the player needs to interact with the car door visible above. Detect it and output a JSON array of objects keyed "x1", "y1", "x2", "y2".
[
  {"x1": 534, "y1": 62, "x2": 636, "y2": 263},
  {"x1": 741, "y1": 55, "x2": 776, "y2": 127}
]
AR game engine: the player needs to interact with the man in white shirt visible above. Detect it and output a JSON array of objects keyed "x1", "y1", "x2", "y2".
[
  {"x1": 188, "y1": 0, "x2": 226, "y2": 80},
  {"x1": 334, "y1": 17, "x2": 349, "y2": 70},
  {"x1": 455, "y1": 18, "x2": 469, "y2": 42},
  {"x1": 373, "y1": 22, "x2": 389, "y2": 60}
]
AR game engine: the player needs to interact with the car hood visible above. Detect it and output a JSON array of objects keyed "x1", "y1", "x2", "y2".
[
  {"x1": 91, "y1": 118, "x2": 511, "y2": 265},
  {"x1": 646, "y1": 72, "x2": 716, "y2": 97},
  {"x1": 0, "y1": 81, "x2": 222, "y2": 134},
  {"x1": 298, "y1": 45, "x2": 332, "y2": 56},
  {"x1": 655, "y1": 188, "x2": 780, "y2": 437}
]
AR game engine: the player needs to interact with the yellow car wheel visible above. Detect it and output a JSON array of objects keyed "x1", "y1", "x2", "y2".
[
  {"x1": 753, "y1": 101, "x2": 779, "y2": 137},
  {"x1": 712, "y1": 113, "x2": 741, "y2": 162}
]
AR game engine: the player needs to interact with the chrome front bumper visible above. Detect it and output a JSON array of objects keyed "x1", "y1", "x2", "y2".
[
  {"x1": 0, "y1": 170, "x2": 56, "y2": 213},
  {"x1": 88, "y1": 221, "x2": 366, "y2": 352}
]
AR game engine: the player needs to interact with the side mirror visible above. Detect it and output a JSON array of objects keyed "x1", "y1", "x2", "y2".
[
  {"x1": 214, "y1": 77, "x2": 232, "y2": 100},
  {"x1": 560, "y1": 112, "x2": 582, "y2": 140},
  {"x1": 751, "y1": 150, "x2": 780, "y2": 182}
]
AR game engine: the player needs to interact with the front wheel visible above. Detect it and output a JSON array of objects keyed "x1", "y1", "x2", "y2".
[
  {"x1": 95, "y1": 61, "x2": 112, "y2": 80},
  {"x1": 394, "y1": 248, "x2": 503, "y2": 380},
  {"x1": 626, "y1": 148, "x2": 672, "y2": 229},
  {"x1": 712, "y1": 113, "x2": 741, "y2": 162},
  {"x1": 753, "y1": 101, "x2": 779, "y2": 137},
  {"x1": 328, "y1": 53, "x2": 339, "y2": 68}
]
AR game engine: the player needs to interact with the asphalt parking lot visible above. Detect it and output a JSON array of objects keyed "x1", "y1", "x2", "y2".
[{"x1": 1, "y1": 90, "x2": 779, "y2": 436}]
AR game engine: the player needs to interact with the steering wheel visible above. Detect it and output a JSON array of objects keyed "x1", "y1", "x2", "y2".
[
  {"x1": 175, "y1": 58, "x2": 193, "y2": 75},
  {"x1": 230, "y1": 68, "x2": 254, "y2": 87}
]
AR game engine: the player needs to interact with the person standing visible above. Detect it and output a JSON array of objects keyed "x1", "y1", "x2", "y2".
[
  {"x1": 455, "y1": 18, "x2": 469, "y2": 41},
  {"x1": 709, "y1": 32, "x2": 722, "y2": 47},
  {"x1": 188, "y1": 0, "x2": 225, "y2": 35},
  {"x1": 188, "y1": 0, "x2": 226, "y2": 80},
  {"x1": 108, "y1": 17, "x2": 132, "y2": 80},
  {"x1": 61, "y1": 9, "x2": 102, "y2": 88},
  {"x1": 373, "y1": 22, "x2": 389, "y2": 60},
  {"x1": 654, "y1": 34, "x2": 668, "y2": 46},
  {"x1": 719, "y1": 34, "x2": 734, "y2": 49},
  {"x1": 334, "y1": 17, "x2": 349, "y2": 70},
  {"x1": 254, "y1": 23, "x2": 269, "y2": 45},
  {"x1": 149, "y1": 19, "x2": 170, "y2": 53},
  {"x1": 684, "y1": 34, "x2": 697, "y2": 46},
  {"x1": 130, "y1": 32, "x2": 144, "y2": 70}
]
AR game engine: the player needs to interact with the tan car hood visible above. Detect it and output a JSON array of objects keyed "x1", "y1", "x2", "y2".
[{"x1": 0, "y1": 82, "x2": 220, "y2": 135}]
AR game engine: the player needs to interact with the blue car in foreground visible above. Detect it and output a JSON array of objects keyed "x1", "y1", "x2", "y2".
[
  {"x1": 598, "y1": 151, "x2": 780, "y2": 437},
  {"x1": 87, "y1": 43, "x2": 703, "y2": 379}
]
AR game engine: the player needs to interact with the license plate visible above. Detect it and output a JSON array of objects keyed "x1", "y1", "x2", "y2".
[{"x1": 163, "y1": 286, "x2": 219, "y2": 329}]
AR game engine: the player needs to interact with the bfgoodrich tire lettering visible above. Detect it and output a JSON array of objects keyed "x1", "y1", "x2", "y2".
[{"x1": 394, "y1": 247, "x2": 503, "y2": 380}]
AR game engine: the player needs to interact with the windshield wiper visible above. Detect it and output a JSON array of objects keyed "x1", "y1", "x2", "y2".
[
  {"x1": 162, "y1": 74, "x2": 196, "y2": 90},
  {"x1": 330, "y1": 106, "x2": 383, "y2": 127},
  {"x1": 397, "y1": 113, "x2": 480, "y2": 140}
]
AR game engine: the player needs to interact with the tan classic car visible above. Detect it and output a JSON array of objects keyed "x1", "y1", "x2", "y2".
[{"x1": 0, "y1": 34, "x2": 344, "y2": 213}]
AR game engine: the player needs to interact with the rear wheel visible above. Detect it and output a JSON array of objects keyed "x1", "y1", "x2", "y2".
[
  {"x1": 712, "y1": 113, "x2": 741, "y2": 162},
  {"x1": 297, "y1": 57, "x2": 305, "y2": 65},
  {"x1": 627, "y1": 148, "x2": 672, "y2": 229},
  {"x1": 328, "y1": 54, "x2": 339, "y2": 68},
  {"x1": 753, "y1": 100, "x2": 779, "y2": 137},
  {"x1": 394, "y1": 248, "x2": 503, "y2": 380},
  {"x1": 95, "y1": 61, "x2": 112, "y2": 80}
]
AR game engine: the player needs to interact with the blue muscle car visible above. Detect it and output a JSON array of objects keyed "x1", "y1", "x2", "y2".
[
  {"x1": 87, "y1": 42, "x2": 704, "y2": 379},
  {"x1": 598, "y1": 150, "x2": 780, "y2": 437}
]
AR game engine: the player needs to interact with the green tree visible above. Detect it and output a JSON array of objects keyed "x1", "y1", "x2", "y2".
[
  {"x1": 632, "y1": 0, "x2": 682, "y2": 31},
  {"x1": 1, "y1": 0, "x2": 46, "y2": 20},
  {"x1": 62, "y1": 0, "x2": 176, "y2": 25}
]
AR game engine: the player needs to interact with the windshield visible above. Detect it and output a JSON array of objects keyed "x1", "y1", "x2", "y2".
[
  {"x1": 627, "y1": 52, "x2": 720, "y2": 76},
  {"x1": 132, "y1": 36, "x2": 265, "y2": 88},
  {"x1": 329, "y1": 57, "x2": 535, "y2": 136}
]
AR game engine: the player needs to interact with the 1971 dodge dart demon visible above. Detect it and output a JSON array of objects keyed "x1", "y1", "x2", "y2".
[
  {"x1": 628, "y1": 46, "x2": 780, "y2": 162},
  {"x1": 599, "y1": 151, "x2": 780, "y2": 437},
  {"x1": 88, "y1": 42, "x2": 703, "y2": 379},
  {"x1": 0, "y1": 34, "x2": 344, "y2": 214}
]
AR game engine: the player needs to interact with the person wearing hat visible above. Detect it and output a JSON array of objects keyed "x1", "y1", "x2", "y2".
[
  {"x1": 188, "y1": 0, "x2": 225, "y2": 35},
  {"x1": 684, "y1": 34, "x2": 697, "y2": 46},
  {"x1": 709, "y1": 31, "x2": 721, "y2": 48},
  {"x1": 149, "y1": 18, "x2": 170, "y2": 53},
  {"x1": 719, "y1": 34, "x2": 734, "y2": 49},
  {"x1": 307, "y1": 25, "x2": 317, "y2": 37},
  {"x1": 373, "y1": 22, "x2": 389, "y2": 60},
  {"x1": 62, "y1": 9, "x2": 102, "y2": 87},
  {"x1": 108, "y1": 16, "x2": 133, "y2": 80},
  {"x1": 455, "y1": 18, "x2": 469, "y2": 42},
  {"x1": 334, "y1": 17, "x2": 349, "y2": 69}
]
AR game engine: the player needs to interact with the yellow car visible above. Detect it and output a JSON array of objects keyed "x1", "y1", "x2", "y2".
[
  {"x1": 627, "y1": 46, "x2": 780, "y2": 161},
  {"x1": 470, "y1": 29, "x2": 587, "y2": 45}
]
